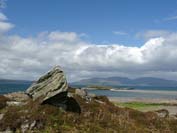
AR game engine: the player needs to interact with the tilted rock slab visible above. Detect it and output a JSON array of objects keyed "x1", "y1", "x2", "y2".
[{"x1": 26, "y1": 66, "x2": 68, "y2": 103}]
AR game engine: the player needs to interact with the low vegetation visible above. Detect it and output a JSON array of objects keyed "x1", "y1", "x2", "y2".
[
  {"x1": 115, "y1": 102, "x2": 163, "y2": 111},
  {"x1": 0, "y1": 94, "x2": 177, "y2": 132},
  {"x1": 86, "y1": 85, "x2": 112, "y2": 90},
  {"x1": 0, "y1": 95, "x2": 10, "y2": 109}
]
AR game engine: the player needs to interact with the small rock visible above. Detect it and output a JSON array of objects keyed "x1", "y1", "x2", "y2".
[
  {"x1": 88, "y1": 93, "x2": 96, "y2": 98},
  {"x1": 67, "y1": 92, "x2": 74, "y2": 97},
  {"x1": 75, "y1": 89, "x2": 91, "y2": 102},
  {"x1": 29, "y1": 121, "x2": 36, "y2": 130},
  {"x1": 155, "y1": 109, "x2": 169, "y2": 118},
  {"x1": 0, "y1": 114, "x2": 4, "y2": 120},
  {"x1": 21, "y1": 123, "x2": 29, "y2": 133},
  {"x1": 6, "y1": 101, "x2": 25, "y2": 106},
  {"x1": 75, "y1": 89, "x2": 88, "y2": 98},
  {"x1": 94, "y1": 99, "x2": 105, "y2": 104},
  {"x1": 0, "y1": 128, "x2": 13, "y2": 133}
]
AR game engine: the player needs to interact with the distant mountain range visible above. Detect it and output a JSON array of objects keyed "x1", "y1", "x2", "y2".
[
  {"x1": 1, "y1": 77, "x2": 177, "y2": 87},
  {"x1": 0, "y1": 79, "x2": 33, "y2": 84},
  {"x1": 71, "y1": 77, "x2": 177, "y2": 87}
]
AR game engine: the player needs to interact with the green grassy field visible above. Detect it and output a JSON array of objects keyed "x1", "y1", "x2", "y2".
[{"x1": 115, "y1": 102, "x2": 163, "y2": 111}]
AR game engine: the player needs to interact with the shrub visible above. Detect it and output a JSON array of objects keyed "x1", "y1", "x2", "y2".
[{"x1": 0, "y1": 95, "x2": 10, "y2": 110}]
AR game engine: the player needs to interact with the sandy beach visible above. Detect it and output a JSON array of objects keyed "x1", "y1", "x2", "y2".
[
  {"x1": 109, "y1": 97, "x2": 177, "y2": 104},
  {"x1": 110, "y1": 89, "x2": 177, "y2": 95}
]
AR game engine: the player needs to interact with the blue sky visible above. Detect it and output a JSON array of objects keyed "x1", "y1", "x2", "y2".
[{"x1": 4, "y1": 0, "x2": 177, "y2": 46}]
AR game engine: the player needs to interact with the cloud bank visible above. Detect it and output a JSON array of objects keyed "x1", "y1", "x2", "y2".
[{"x1": 0, "y1": 13, "x2": 177, "y2": 81}]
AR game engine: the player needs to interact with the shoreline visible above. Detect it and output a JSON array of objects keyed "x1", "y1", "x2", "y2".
[
  {"x1": 109, "y1": 97, "x2": 177, "y2": 115},
  {"x1": 108, "y1": 97, "x2": 177, "y2": 104},
  {"x1": 110, "y1": 89, "x2": 177, "y2": 95},
  {"x1": 81, "y1": 85, "x2": 177, "y2": 115}
]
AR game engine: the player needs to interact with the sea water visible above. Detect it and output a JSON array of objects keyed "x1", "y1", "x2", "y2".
[
  {"x1": 0, "y1": 83, "x2": 31, "y2": 94},
  {"x1": 87, "y1": 89, "x2": 177, "y2": 99},
  {"x1": 0, "y1": 83, "x2": 177, "y2": 100},
  {"x1": 87, "y1": 86, "x2": 177, "y2": 100}
]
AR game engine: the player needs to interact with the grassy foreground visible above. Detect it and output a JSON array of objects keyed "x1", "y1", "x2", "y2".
[{"x1": 1, "y1": 94, "x2": 177, "y2": 132}]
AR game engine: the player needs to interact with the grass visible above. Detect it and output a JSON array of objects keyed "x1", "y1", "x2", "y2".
[
  {"x1": 1, "y1": 95, "x2": 177, "y2": 132},
  {"x1": 115, "y1": 102, "x2": 163, "y2": 111}
]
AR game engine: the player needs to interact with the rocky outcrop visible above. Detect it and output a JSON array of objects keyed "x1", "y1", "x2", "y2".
[
  {"x1": 75, "y1": 89, "x2": 92, "y2": 102},
  {"x1": 4, "y1": 92, "x2": 29, "y2": 102},
  {"x1": 26, "y1": 66, "x2": 68, "y2": 103},
  {"x1": 25, "y1": 66, "x2": 82, "y2": 113},
  {"x1": 75, "y1": 89, "x2": 88, "y2": 98},
  {"x1": 3, "y1": 92, "x2": 29, "y2": 106}
]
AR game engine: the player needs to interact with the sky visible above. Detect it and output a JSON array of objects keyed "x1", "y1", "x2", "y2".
[{"x1": 1, "y1": 0, "x2": 177, "y2": 81}]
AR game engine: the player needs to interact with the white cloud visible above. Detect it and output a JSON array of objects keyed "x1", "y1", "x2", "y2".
[
  {"x1": 113, "y1": 31, "x2": 127, "y2": 35},
  {"x1": 0, "y1": 21, "x2": 13, "y2": 32},
  {"x1": 1, "y1": 30, "x2": 177, "y2": 82},
  {"x1": 48, "y1": 31, "x2": 79, "y2": 42},
  {"x1": 164, "y1": 15, "x2": 177, "y2": 21},
  {"x1": 0, "y1": 13, "x2": 14, "y2": 33},
  {"x1": 1, "y1": 13, "x2": 177, "y2": 81},
  {"x1": 136, "y1": 30, "x2": 171, "y2": 40},
  {"x1": 0, "y1": 12, "x2": 7, "y2": 20}
]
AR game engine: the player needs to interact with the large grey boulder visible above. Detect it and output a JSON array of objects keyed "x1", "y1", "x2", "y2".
[{"x1": 26, "y1": 66, "x2": 68, "y2": 103}]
